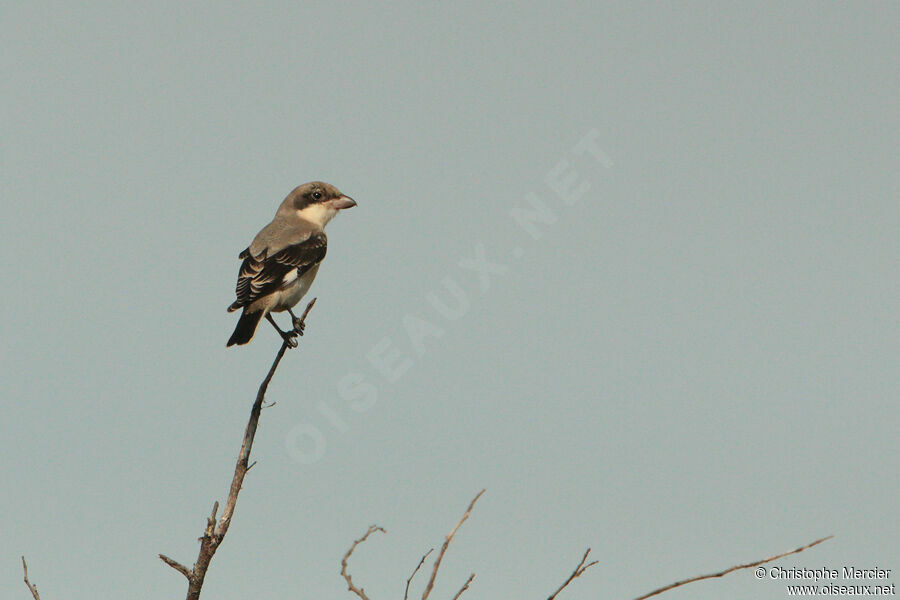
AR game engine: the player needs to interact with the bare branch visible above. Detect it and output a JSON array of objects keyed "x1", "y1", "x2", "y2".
[
  {"x1": 546, "y1": 548, "x2": 598, "y2": 600},
  {"x1": 633, "y1": 535, "x2": 834, "y2": 600},
  {"x1": 421, "y1": 488, "x2": 485, "y2": 600},
  {"x1": 216, "y1": 298, "x2": 317, "y2": 536},
  {"x1": 159, "y1": 554, "x2": 192, "y2": 580},
  {"x1": 404, "y1": 548, "x2": 433, "y2": 600},
  {"x1": 159, "y1": 298, "x2": 317, "y2": 600},
  {"x1": 341, "y1": 525, "x2": 385, "y2": 600},
  {"x1": 451, "y1": 573, "x2": 475, "y2": 600},
  {"x1": 21, "y1": 557, "x2": 41, "y2": 600}
]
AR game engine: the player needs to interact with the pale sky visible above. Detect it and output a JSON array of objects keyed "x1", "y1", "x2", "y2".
[{"x1": 2, "y1": 2, "x2": 897, "y2": 599}]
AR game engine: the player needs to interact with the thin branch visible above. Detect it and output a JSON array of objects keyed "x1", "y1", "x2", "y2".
[
  {"x1": 451, "y1": 573, "x2": 475, "y2": 600},
  {"x1": 217, "y1": 298, "x2": 317, "y2": 535},
  {"x1": 159, "y1": 554, "x2": 192, "y2": 580},
  {"x1": 421, "y1": 489, "x2": 485, "y2": 600},
  {"x1": 547, "y1": 548, "x2": 598, "y2": 600},
  {"x1": 341, "y1": 525, "x2": 385, "y2": 600},
  {"x1": 21, "y1": 557, "x2": 41, "y2": 600},
  {"x1": 404, "y1": 548, "x2": 433, "y2": 600},
  {"x1": 159, "y1": 298, "x2": 317, "y2": 600},
  {"x1": 633, "y1": 535, "x2": 834, "y2": 600}
]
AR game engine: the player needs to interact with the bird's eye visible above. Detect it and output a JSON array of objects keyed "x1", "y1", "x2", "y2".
[{"x1": 313, "y1": 191, "x2": 322, "y2": 200}]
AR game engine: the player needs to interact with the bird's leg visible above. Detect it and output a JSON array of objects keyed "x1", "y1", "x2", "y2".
[
  {"x1": 287, "y1": 308, "x2": 305, "y2": 335},
  {"x1": 266, "y1": 314, "x2": 298, "y2": 348}
]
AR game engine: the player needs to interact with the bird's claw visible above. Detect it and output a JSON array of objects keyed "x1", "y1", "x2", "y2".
[
  {"x1": 292, "y1": 318, "x2": 305, "y2": 335},
  {"x1": 282, "y1": 332, "x2": 299, "y2": 348}
]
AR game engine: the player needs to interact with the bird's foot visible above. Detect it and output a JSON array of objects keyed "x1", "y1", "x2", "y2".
[
  {"x1": 292, "y1": 318, "x2": 306, "y2": 336},
  {"x1": 281, "y1": 331, "x2": 299, "y2": 348}
]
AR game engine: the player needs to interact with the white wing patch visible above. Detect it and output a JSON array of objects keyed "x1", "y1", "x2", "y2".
[{"x1": 231, "y1": 232, "x2": 327, "y2": 311}]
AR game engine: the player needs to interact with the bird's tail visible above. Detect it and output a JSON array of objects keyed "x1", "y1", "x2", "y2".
[{"x1": 227, "y1": 310, "x2": 264, "y2": 347}]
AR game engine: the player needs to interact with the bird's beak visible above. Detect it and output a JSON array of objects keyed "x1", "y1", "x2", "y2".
[{"x1": 331, "y1": 195, "x2": 357, "y2": 210}]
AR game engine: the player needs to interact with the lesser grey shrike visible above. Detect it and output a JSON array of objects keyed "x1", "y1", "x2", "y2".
[{"x1": 227, "y1": 181, "x2": 356, "y2": 347}]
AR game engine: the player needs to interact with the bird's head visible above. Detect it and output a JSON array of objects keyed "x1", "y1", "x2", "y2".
[{"x1": 284, "y1": 181, "x2": 356, "y2": 227}]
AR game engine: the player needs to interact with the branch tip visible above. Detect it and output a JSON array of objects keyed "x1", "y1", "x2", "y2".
[
  {"x1": 404, "y1": 547, "x2": 435, "y2": 600},
  {"x1": 421, "y1": 490, "x2": 485, "y2": 600},
  {"x1": 547, "y1": 548, "x2": 598, "y2": 600},
  {"x1": 22, "y1": 556, "x2": 41, "y2": 600},
  {"x1": 633, "y1": 535, "x2": 834, "y2": 600},
  {"x1": 341, "y1": 524, "x2": 386, "y2": 600},
  {"x1": 159, "y1": 554, "x2": 193, "y2": 580},
  {"x1": 451, "y1": 573, "x2": 476, "y2": 600}
]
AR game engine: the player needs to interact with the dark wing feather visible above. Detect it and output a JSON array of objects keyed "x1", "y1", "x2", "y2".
[{"x1": 228, "y1": 232, "x2": 327, "y2": 311}]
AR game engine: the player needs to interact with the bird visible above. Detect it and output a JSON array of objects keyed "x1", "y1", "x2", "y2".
[{"x1": 227, "y1": 181, "x2": 356, "y2": 347}]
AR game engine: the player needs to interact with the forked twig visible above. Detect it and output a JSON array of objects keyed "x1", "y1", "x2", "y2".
[{"x1": 547, "y1": 548, "x2": 598, "y2": 599}]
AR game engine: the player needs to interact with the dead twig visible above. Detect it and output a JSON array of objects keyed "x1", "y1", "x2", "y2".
[
  {"x1": 633, "y1": 535, "x2": 834, "y2": 600},
  {"x1": 404, "y1": 548, "x2": 434, "y2": 600},
  {"x1": 451, "y1": 573, "x2": 475, "y2": 600},
  {"x1": 421, "y1": 489, "x2": 485, "y2": 600},
  {"x1": 159, "y1": 553, "x2": 192, "y2": 580},
  {"x1": 159, "y1": 298, "x2": 317, "y2": 600},
  {"x1": 335, "y1": 488, "x2": 829, "y2": 600},
  {"x1": 341, "y1": 525, "x2": 385, "y2": 600},
  {"x1": 547, "y1": 548, "x2": 598, "y2": 600},
  {"x1": 21, "y1": 557, "x2": 41, "y2": 600}
]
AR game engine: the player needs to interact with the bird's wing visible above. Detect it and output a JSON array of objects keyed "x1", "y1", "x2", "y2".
[{"x1": 229, "y1": 231, "x2": 327, "y2": 311}]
